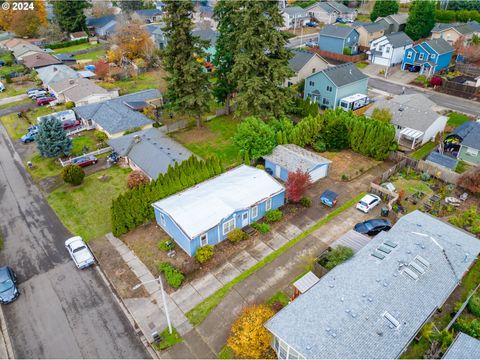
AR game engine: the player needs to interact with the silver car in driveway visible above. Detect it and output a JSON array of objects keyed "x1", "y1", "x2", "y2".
[{"x1": 65, "y1": 236, "x2": 95, "y2": 269}]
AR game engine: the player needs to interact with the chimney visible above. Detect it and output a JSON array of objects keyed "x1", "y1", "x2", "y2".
[
  {"x1": 69, "y1": 79, "x2": 75, "y2": 85},
  {"x1": 134, "y1": 135, "x2": 141, "y2": 143}
]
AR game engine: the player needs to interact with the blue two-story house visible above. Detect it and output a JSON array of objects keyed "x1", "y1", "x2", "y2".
[
  {"x1": 318, "y1": 25, "x2": 360, "y2": 55},
  {"x1": 152, "y1": 165, "x2": 285, "y2": 256},
  {"x1": 401, "y1": 38, "x2": 454, "y2": 76},
  {"x1": 303, "y1": 63, "x2": 368, "y2": 109}
]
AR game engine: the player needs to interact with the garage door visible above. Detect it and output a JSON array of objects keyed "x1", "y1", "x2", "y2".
[
  {"x1": 373, "y1": 57, "x2": 389, "y2": 67},
  {"x1": 308, "y1": 165, "x2": 328, "y2": 182}
]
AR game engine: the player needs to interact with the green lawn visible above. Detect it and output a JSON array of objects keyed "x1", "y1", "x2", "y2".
[
  {"x1": 152, "y1": 327, "x2": 183, "y2": 351},
  {"x1": 75, "y1": 49, "x2": 106, "y2": 61},
  {"x1": 410, "y1": 142, "x2": 436, "y2": 160},
  {"x1": 455, "y1": 160, "x2": 472, "y2": 174},
  {"x1": 172, "y1": 115, "x2": 241, "y2": 168},
  {"x1": 0, "y1": 113, "x2": 32, "y2": 139},
  {"x1": 0, "y1": 64, "x2": 25, "y2": 77},
  {"x1": 355, "y1": 62, "x2": 368, "y2": 69},
  {"x1": 447, "y1": 112, "x2": 470, "y2": 127},
  {"x1": 97, "y1": 71, "x2": 165, "y2": 95},
  {"x1": 47, "y1": 166, "x2": 131, "y2": 241},
  {"x1": 0, "y1": 97, "x2": 31, "y2": 110},
  {"x1": 266, "y1": 291, "x2": 290, "y2": 308},
  {"x1": 53, "y1": 43, "x2": 102, "y2": 54},
  {"x1": 219, "y1": 345, "x2": 235, "y2": 359},
  {"x1": 0, "y1": 84, "x2": 30, "y2": 99}
]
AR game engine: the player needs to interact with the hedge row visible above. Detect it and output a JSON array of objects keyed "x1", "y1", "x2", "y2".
[
  {"x1": 111, "y1": 156, "x2": 223, "y2": 236},
  {"x1": 46, "y1": 38, "x2": 88, "y2": 50}
]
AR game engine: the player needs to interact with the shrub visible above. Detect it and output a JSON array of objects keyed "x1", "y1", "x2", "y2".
[
  {"x1": 430, "y1": 77, "x2": 442, "y2": 86},
  {"x1": 4, "y1": 74, "x2": 11, "y2": 83},
  {"x1": 227, "y1": 305, "x2": 275, "y2": 359},
  {"x1": 313, "y1": 139, "x2": 327, "y2": 152},
  {"x1": 94, "y1": 130, "x2": 108, "y2": 142},
  {"x1": 45, "y1": 38, "x2": 88, "y2": 49},
  {"x1": 157, "y1": 262, "x2": 184, "y2": 289},
  {"x1": 227, "y1": 228, "x2": 248, "y2": 243},
  {"x1": 158, "y1": 239, "x2": 174, "y2": 252},
  {"x1": 458, "y1": 167, "x2": 480, "y2": 194},
  {"x1": 251, "y1": 223, "x2": 270, "y2": 234},
  {"x1": 343, "y1": 47, "x2": 351, "y2": 55},
  {"x1": 265, "y1": 209, "x2": 283, "y2": 223},
  {"x1": 123, "y1": 127, "x2": 143, "y2": 135},
  {"x1": 468, "y1": 294, "x2": 480, "y2": 317},
  {"x1": 286, "y1": 170, "x2": 312, "y2": 202},
  {"x1": 300, "y1": 196, "x2": 312, "y2": 207},
  {"x1": 65, "y1": 101, "x2": 75, "y2": 109},
  {"x1": 319, "y1": 245, "x2": 354, "y2": 270},
  {"x1": 341, "y1": 174, "x2": 349, "y2": 181},
  {"x1": 195, "y1": 245, "x2": 214, "y2": 264},
  {"x1": 256, "y1": 164, "x2": 265, "y2": 170},
  {"x1": 127, "y1": 170, "x2": 149, "y2": 189},
  {"x1": 61, "y1": 164, "x2": 85, "y2": 185}
]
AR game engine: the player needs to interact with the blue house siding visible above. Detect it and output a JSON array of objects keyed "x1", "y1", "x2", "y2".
[
  {"x1": 318, "y1": 30, "x2": 359, "y2": 55},
  {"x1": 303, "y1": 71, "x2": 337, "y2": 108},
  {"x1": 402, "y1": 42, "x2": 453, "y2": 75},
  {"x1": 335, "y1": 79, "x2": 369, "y2": 108},
  {"x1": 154, "y1": 190, "x2": 286, "y2": 256}
]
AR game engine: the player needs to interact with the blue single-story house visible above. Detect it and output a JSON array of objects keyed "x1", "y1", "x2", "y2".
[
  {"x1": 401, "y1": 38, "x2": 454, "y2": 76},
  {"x1": 152, "y1": 165, "x2": 285, "y2": 256},
  {"x1": 318, "y1": 25, "x2": 359, "y2": 55},
  {"x1": 264, "y1": 144, "x2": 331, "y2": 182},
  {"x1": 303, "y1": 62, "x2": 368, "y2": 109}
]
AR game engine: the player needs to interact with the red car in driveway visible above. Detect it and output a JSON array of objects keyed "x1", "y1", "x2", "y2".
[
  {"x1": 63, "y1": 119, "x2": 81, "y2": 130},
  {"x1": 36, "y1": 96, "x2": 56, "y2": 106},
  {"x1": 70, "y1": 155, "x2": 98, "y2": 167}
]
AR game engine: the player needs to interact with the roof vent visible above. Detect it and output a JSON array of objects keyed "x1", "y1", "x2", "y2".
[
  {"x1": 403, "y1": 267, "x2": 419, "y2": 280},
  {"x1": 69, "y1": 79, "x2": 75, "y2": 85},
  {"x1": 415, "y1": 255, "x2": 430, "y2": 268},
  {"x1": 383, "y1": 311, "x2": 400, "y2": 328},
  {"x1": 133, "y1": 135, "x2": 141, "y2": 143},
  {"x1": 398, "y1": 106, "x2": 404, "y2": 111}
]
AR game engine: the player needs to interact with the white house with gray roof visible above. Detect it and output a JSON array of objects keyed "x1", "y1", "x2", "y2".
[
  {"x1": 107, "y1": 128, "x2": 192, "y2": 180},
  {"x1": 265, "y1": 211, "x2": 480, "y2": 359},
  {"x1": 281, "y1": 6, "x2": 309, "y2": 30},
  {"x1": 74, "y1": 89, "x2": 161, "y2": 138},
  {"x1": 285, "y1": 50, "x2": 329, "y2": 86},
  {"x1": 368, "y1": 32, "x2": 413, "y2": 67},
  {"x1": 444, "y1": 333, "x2": 480, "y2": 359},
  {"x1": 49, "y1": 78, "x2": 118, "y2": 106},
  {"x1": 365, "y1": 94, "x2": 447, "y2": 149},
  {"x1": 306, "y1": 2, "x2": 356, "y2": 24},
  {"x1": 37, "y1": 65, "x2": 81, "y2": 87}
]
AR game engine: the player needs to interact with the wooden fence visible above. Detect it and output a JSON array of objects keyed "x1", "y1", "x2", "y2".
[
  {"x1": 455, "y1": 63, "x2": 480, "y2": 78},
  {"x1": 441, "y1": 79, "x2": 478, "y2": 99},
  {"x1": 310, "y1": 47, "x2": 367, "y2": 63},
  {"x1": 59, "y1": 146, "x2": 112, "y2": 167}
]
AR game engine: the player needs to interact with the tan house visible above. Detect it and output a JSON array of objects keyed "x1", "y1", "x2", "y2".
[
  {"x1": 354, "y1": 22, "x2": 388, "y2": 48},
  {"x1": 431, "y1": 23, "x2": 478, "y2": 45},
  {"x1": 49, "y1": 78, "x2": 118, "y2": 106},
  {"x1": 286, "y1": 50, "x2": 329, "y2": 86}
]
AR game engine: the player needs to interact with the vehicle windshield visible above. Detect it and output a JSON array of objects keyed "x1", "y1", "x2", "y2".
[
  {"x1": 0, "y1": 279, "x2": 13, "y2": 293},
  {"x1": 364, "y1": 222, "x2": 374, "y2": 230},
  {"x1": 73, "y1": 245, "x2": 86, "y2": 253},
  {"x1": 359, "y1": 201, "x2": 368, "y2": 207}
]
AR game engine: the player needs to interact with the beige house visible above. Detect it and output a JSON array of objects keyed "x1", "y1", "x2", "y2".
[
  {"x1": 355, "y1": 22, "x2": 387, "y2": 48},
  {"x1": 431, "y1": 23, "x2": 477, "y2": 45},
  {"x1": 49, "y1": 78, "x2": 118, "y2": 106},
  {"x1": 286, "y1": 50, "x2": 329, "y2": 86}
]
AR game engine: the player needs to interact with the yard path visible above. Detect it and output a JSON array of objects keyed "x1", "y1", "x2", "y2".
[
  {"x1": 162, "y1": 162, "x2": 392, "y2": 358},
  {"x1": 0, "y1": 93, "x2": 27, "y2": 107}
]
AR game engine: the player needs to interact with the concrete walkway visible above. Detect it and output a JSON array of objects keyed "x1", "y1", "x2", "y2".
[{"x1": 0, "y1": 93, "x2": 28, "y2": 107}]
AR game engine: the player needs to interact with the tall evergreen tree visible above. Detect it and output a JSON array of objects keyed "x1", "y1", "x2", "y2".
[
  {"x1": 36, "y1": 116, "x2": 72, "y2": 158},
  {"x1": 212, "y1": 0, "x2": 239, "y2": 114},
  {"x1": 162, "y1": 0, "x2": 212, "y2": 128},
  {"x1": 370, "y1": 0, "x2": 400, "y2": 21},
  {"x1": 230, "y1": 1, "x2": 294, "y2": 118},
  {"x1": 405, "y1": 0, "x2": 436, "y2": 41},
  {"x1": 52, "y1": 0, "x2": 90, "y2": 33}
]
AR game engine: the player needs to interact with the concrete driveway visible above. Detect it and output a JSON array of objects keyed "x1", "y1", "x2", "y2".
[
  {"x1": 362, "y1": 63, "x2": 418, "y2": 85},
  {"x1": 0, "y1": 124, "x2": 149, "y2": 358}
]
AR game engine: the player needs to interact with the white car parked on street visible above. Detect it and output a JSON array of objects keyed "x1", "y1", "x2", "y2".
[
  {"x1": 65, "y1": 236, "x2": 95, "y2": 269},
  {"x1": 356, "y1": 194, "x2": 381, "y2": 213}
]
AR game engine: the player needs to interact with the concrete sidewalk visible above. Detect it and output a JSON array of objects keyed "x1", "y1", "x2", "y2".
[{"x1": 0, "y1": 93, "x2": 28, "y2": 106}]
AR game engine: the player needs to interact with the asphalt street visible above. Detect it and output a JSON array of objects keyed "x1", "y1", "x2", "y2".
[
  {"x1": 368, "y1": 77, "x2": 480, "y2": 117},
  {"x1": 287, "y1": 33, "x2": 318, "y2": 48},
  {"x1": 0, "y1": 125, "x2": 149, "y2": 358}
]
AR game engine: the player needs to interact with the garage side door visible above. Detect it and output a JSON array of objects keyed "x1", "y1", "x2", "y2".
[{"x1": 308, "y1": 165, "x2": 328, "y2": 182}]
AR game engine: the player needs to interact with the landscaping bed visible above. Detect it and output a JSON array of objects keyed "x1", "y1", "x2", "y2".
[{"x1": 320, "y1": 149, "x2": 381, "y2": 181}]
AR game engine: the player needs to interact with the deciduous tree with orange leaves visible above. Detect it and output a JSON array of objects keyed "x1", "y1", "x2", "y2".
[
  {"x1": 0, "y1": 0, "x2": 47, "y2": 37},
  {"x1": 110, "y1": 16, "x2": 154, "y2": 62},
  {"x1": 227, "y1": 304, "x2": 275, "y2": 359}
]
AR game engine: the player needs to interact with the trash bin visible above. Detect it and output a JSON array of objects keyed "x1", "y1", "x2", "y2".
[{"x1": 381, "y1": 207, "x2": 389, "y2": 217}]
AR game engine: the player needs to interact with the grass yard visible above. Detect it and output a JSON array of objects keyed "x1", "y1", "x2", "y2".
[
  {"x1": 0, "y1": 83, "x2": 30, "y2": 99},
  {"x1": 27, "y1": 154, "x2": 62, "y2": 181},
  {"x1": 0, "y1": 97, "x2": 31, "y2": 110},
  {"x1": 355, "y1": 62, "x2": 368, "y2": 69},
  {"x1": 97, "y1": 70, "x2": 167, "y2": 95},
  {"x1": 455, "y1": 160, "x2": 472, "y2": 174},
  {"x1": 47, "y1": 166, "x2": 131, "y2": 241},
  {"x1": 75, "y1": 49, "x2": 106, "y2": 61},
  {"x1": 151, "y1": 327, "x2": 183, "y2": 351},
  {"x1": 266, "y1": 291, "x2": 290, "y2": 308},
  {"x1": 0, "y1": 113, "x2": 32, "y2": 139},
  {"x1": 53, "y1": 43, "x2": 102, "y2": 54},
  {"x1": 219, "y1": 345, "x2": 235, "y2": 359},
  {"x1": 172, "y1": 115, "x2": 241, "y2": 168},
  {"x1": 0, "y1": 64, "x2": 25, "y2": 78},
  {"x1": 409, "y1": 142, "x2": 436, "y2": 160},
  {"x1": 447, "y1": 112, "x2": 470, "y2": 128}
]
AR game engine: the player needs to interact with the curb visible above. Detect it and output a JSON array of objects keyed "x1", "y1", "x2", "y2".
[
  {"x1": 94, "y1": 266, "x2": 159, "y2": 359},
  {"x1": 0, "y1": 304, "x2": 14, "y2": 359}
]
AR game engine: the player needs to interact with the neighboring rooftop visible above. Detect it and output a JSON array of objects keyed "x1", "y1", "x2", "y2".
[
  {"x1": 265, "y1": 211, "x2": 480, "y2": 359},
  {"x1": 50, "y1": 78, "x2": 110, "y2": 102},
  {"x1": 376, "y1": 13, "x2": 408, "y2": 25},
  {"x1": 312, "y1": 1, "x2": 355, "y2": 14},
  {"x1": 264, "y1": 144, "x2": 331, "y2": 173},
  {"x1": 37, "y1": 65, "x2": 80, "y2": 86},
  {"x1": 70, "y1": 31, "x2": 88, "y2": 39},
  {"x1": 361, "y1": 22, "x2": 388, "y2": 33},
  {"x1": 86, "y1": 15, "x2": 117, "y2": 28},
  {"x1": 310, "y1": 62, "x2": 368, "y2": 87},
  {"x1": 108, "y1": 127, "x2": 192, "y2": 180},
  {"x1": 425, "y1": 38, "x2": 454, "y2": 54},
  {"x1": 152, "y1": 165, "x2": 285, "y2": 239},
  {"x1": 22, "y1": 52, "x2": 62, "y2": 69},
  {"x1": 444, "y1": 333, "x2": 480, "y2": 359},
  {"x1": 134, "y1": 8, "x2": 162, "y2": 18},
  {"x1": 453, "y1": 121, "x2": 480, "y2": 149},
  {"x1": 432, "y1": 22, "x2": 475, "y2": 35},
  {"x1": 283, "y1": 6, "x2": 307, "y2": 16},
  {"x1": 320, "y1": 24, "x2": 357, "y2": 39},
  {"x1": 288, "y1": 50, "x2": 326, "y2": 72},
  {"x1": 365, "y1": 94, "x2": 442, "y2": 133},
  {"x1": 385, "y1": 31, "x2": 413, "y2": 47},
  {"x1": 74, "y1": 89, "x2": 160, "y2": 135},
  {"x1": 192, "y1": 28, "x2": 219, "y2": 47},
  {"x1": 11, "y1": 43, "x2": 43, "y2": 59},
  {"x1": 426, "y1": 151, "x2": 458, "y2": 171}
]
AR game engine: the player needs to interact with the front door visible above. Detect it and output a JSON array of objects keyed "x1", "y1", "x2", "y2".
[
  {"x1": 275, "y1": 165, "x2": 281, "y2": 178},
  {"x1": 241, "y1": 212, "x2": 249, "y2": 227}
]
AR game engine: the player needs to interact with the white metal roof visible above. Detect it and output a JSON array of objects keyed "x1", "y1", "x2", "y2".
[
  {"x1": 400, "y1": 127, "x2": 424, "y2": 139},
  {"x1": 152, "y1": 165, "x2": 285, "y2": 239},
  {"x1": 293, "y1": 271, "x2": 320, "y2": 294},
  {"x1": 340, "y1": 93, "x2": 368, "y2": 102}
]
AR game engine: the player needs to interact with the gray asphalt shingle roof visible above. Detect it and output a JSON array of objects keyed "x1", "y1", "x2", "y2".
[
  {"x1": 425, "y1": 38, "x2": 454, "y2": 54},
  {"x1": 37, "y1": 65, "x2": 80, "y2": 86},
  {"x1": 265, "y1": 211, "x2": 480, "y2": 359},
  {"x1": 288, "y1": 50, "x2": 324, "y2": 72},
  {"x1": 362, "y1": 22, "x2": 388, "y2": 33},
  {"x1": 426, "y1": 151, "x2": 458, "y2": 170},
  {"x1": 316, "y1": 62, "x2": 368, "y2": 87},
  {"x1": 50, "y1": 78, "x2": 110, "y2": 102},
  {"x1": 87, "y1": 15, "x2": 116, "y2": 29},
  {"x1": 263, "y1": 144, "x2": 331, "y2": 173},
  {"x1": 444, "y1": 333, "x2": 480, "y2": 359},
  {"x1": 283, "y1": 6, "x2": 307, "y2": 17},
  {"x1": 451, "y1": 121, "x2": 480, "y2": 150},
  {"x1": 468, "y1": 20, "x2": 480, "y2": 32},
  {"x1": 108, "y1": 128, "x2": 191, "y2": 180},
  {"x1": 385, "y1": 31, "x2": 413, "y2": 48},
  {"x1": 74, "y1": 89, "x2": 160, "y2": 135},
  {"x1": 320, "y1": 24, "x2": 356, "y2": 39},
  {"x1": 432, "y1": 22, "x2": 475, "y2": 35},
  {"x1": 192, "y1": 28, "x2": 219, "y2": 47}
]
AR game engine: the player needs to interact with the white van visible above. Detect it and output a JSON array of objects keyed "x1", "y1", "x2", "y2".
[{"x1": 0, "y1": 82, "x2": 5, "y2": 92}]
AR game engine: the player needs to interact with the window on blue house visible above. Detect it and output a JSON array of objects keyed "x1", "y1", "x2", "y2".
[
  {"x1": 323, "y1": 98, "x2": 329, "y2": 105},
  {"x1": 252, "y1": 205, "x2": 258, "y2": 219},
  {"x1": 223, "y1": 218, "x2": 235, "y2": 235},
  {"x1": 266, "y1": 198, "x2": 272, "y2": 211},
  {"x1": 431, "y1": 54, "x2": 436, "y2": 59},
  {"x1": 419, "y1": 53, "x2": 424, "y2": 60},
  {"x1": 309, "y1": 80, "x2": 315, "y2": 86},
  {"x1": 200, "y1": 233, "x2": 208, "y2": 246},
  {"x1": 326, "y1": 85, "x2": 332, "y2": 92},
  {"x1": 160, "y1": 213, "x2": 166, "y2": 226}
]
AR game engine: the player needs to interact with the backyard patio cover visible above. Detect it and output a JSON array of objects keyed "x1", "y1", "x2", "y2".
[{"x1": 399, "y1": 127, "x2": 424, "y2": 149}]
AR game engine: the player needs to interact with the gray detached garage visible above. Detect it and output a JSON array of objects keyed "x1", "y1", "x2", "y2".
[{"x1": 264, "y1": 144, "x2": 331, "y2": 182}]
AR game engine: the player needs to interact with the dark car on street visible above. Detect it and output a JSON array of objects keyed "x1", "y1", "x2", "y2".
[
  {"x1": 0, "y1": 267, "x2": 19, "y2": 304},
  {"x1": 354, "y1": 218, "x2": 392, "y2": 236},
  {"x1": 71, "y1": 155, "x2": 98, "y2": 167}
]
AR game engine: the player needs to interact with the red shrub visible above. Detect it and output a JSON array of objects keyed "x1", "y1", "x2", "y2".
[
  {"x1": 286, "y1": 170, "x2": 312, "y2": 202},
  {"x1": 94, "y1": 60, "x2": 109, "y2": 80},
  {"x1": 458, "y1": 167, "x2": 480, "y2": 194},
  {"x1": 127, "y1": 170, "x2": 149, "y2": 189},
  {"x1": 430, "y1": 77, "x2": 442, "y2": 86}
]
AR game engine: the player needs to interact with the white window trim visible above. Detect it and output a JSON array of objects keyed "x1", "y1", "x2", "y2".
[
  {"x1": 266, "y1": 198, "x2": 272, "y2": 211},
  {"x1": 419, "y1": 53, "x2": 424, "y2": 60},
  {"x1": 200, "y1": 233, "x2": 208, "y2": 246},
  {"x1": 252, "y1": 205, "x2": 258, "y2": 219},
  {"x1": 431, "y1": 53, "x2": 436, "y2": 59},
  {"x1": 466, "y1": 147, "x2": 479, "y2": 156},
  {"x1": 407, "y1": 52, "x2": 412, "y2": 59},
  {"x1": 222, "y1": 218, "x2": 235, "y2": 235},
  {"x1": 160, "y1": 213, "x2": 166, "y2": 226}
]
